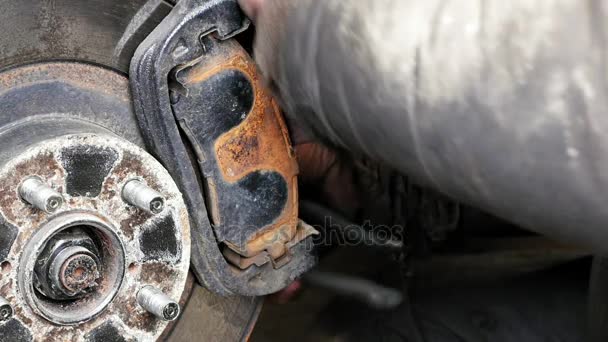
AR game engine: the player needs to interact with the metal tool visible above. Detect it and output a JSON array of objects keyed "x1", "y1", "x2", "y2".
[{"x1": 304, "y1": 271, "x2": 403, "y2": 310}]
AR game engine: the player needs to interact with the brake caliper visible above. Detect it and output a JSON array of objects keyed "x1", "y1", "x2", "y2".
[{"x1": 130, "y1": 0, "x2": 317, "y2": 296}]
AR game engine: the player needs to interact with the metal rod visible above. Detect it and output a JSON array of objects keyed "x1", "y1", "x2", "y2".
[
  {"x1": 304, "y1": 271, "x2": 403, "y2": 310},
  {"x1": 0, "y1": 296, "x2": 13, "y2": 321},
  {"x1": 19, "y1": 177, "x2": 63, "y2": 213},
  {"x1": 137, "y1": 285, "x2": 180, "y2": 321},
  {"x1": 300, "y1": 200, "x2": 403, "y2": 251},
  {"x1": 122, "y1": 179, "x2": 165, "y2": 214}
]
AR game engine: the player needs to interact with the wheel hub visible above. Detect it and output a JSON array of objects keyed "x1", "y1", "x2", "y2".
[
  {"x1": 20, "y1": 211, "x2": 127, "y2": 325},
  {"x1": 0, "y1": 0, "x2": 266, "y2": 338},
  {"x1": 0, "y1": 62, "x2": 191, "y2": 341},
  {"x1": 34, "y1": 227, "x2": 103, "y2": 300}
]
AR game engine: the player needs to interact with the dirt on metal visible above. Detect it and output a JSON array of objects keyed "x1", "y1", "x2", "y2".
[
  {"x1": 0, "y1": 134, "x2": 191, "y2": 341},
  {"x1": 181, "y1": 41, "x2": 305, "y2": 263}
]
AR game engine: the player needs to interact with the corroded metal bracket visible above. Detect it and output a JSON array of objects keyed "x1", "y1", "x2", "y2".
[{"x1": 130, "y1": 0, "x2": 317, "y2": 296}]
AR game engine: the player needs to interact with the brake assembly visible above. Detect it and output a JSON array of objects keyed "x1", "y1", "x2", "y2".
[{"x1": 130, "y1": 0, "x2": 317, "y2": 296}]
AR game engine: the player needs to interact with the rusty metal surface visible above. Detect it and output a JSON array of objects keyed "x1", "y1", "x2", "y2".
[
  {"x1": 0, "y1": 0, "x2": 170, "y2": 73},
  {"x1": 223, "y1": 221, "x2": 319, "y2": 270},
  {"x1": 59, "y1": 252, "x2": 101, "y2": 294},
  {"x1": 0, "y1": 62, "x2": 145, "y2": 148},
  {"x1": 129, "y1": 0, "x2": 253, "y2": 295},
  {"x1": 0, "y1": 58, "x2": 267, "y2": 336},
  {"x1": 178, "y1": 38, "x2": 310, "y2": 264},
  {"x1": 0, "y1": 134, "x2": 191, "y2": 341},
  {"x1": 130, "y1": 0, "x2": 316, "y2": 295},
  {"x1": 166, "y1": 282, "x2": 263, "y2": 342}
]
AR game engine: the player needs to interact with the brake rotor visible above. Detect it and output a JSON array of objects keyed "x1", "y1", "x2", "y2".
[
  {"x1": 0, "y1": 48, "x2": 259, "y2": 342},
  {"x1": 0, "y1": 0, "x2": 264, "y2": 340}
]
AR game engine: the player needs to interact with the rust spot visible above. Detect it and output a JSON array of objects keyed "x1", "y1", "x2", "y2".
[
  {"x1": 140, "y1": 262, "x2": 178, "y2": 289},
  {"x1": 108, "y1": 151, "x2": 161, "y2": 190},
  {"x1": 220, "y1": 134, "x2": 260, "y2": 163},
  {"x1": 0, "y1": 279, "x2": 12, "y2": 297},
  {"x1": 101, "y1": 176, "x2": 117, "y2": 201},
  {"x1": 12, "y1": 306, "x2": 32, "y2": 326},
  {"x1": 0, "y1": 63, "x2": 130, "y2": 103},
  {"x1": 120, "y1": 209, "x2": 151, "y2": 240},
  {"x1": 45, "y1": 327, "x2": 75, "y2": 342}
]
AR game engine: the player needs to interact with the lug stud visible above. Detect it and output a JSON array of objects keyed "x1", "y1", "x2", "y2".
[
  {"x1": 137, "y1": 285, "x2": 180, "y2": 321},
  {"x1": 0, "y1": 296, "x2": 12, "y2": 322},
  {"x1": 121, "y1": 179, "x2": 165, "y2": 214},
  {"x1": 19, "y1": 177, "x2": 63, "y2": 213}
]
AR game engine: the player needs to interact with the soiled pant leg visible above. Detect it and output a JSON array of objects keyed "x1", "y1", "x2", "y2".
[{"x1": 260, "y1": 0, "x2": 608, "y2": 252}]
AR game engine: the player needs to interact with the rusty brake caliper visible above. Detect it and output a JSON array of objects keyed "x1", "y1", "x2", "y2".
[{"x1": 130, "y1": 0, "x2": 317, "y2": 296}]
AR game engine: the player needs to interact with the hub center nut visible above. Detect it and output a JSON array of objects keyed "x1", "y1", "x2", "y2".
[
  {"x1": 51, "y1": 247, "x2": 101, "y2": 295},
  {"x1": 33, "y1": 228, "x2": 103, "y2": 300}
]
